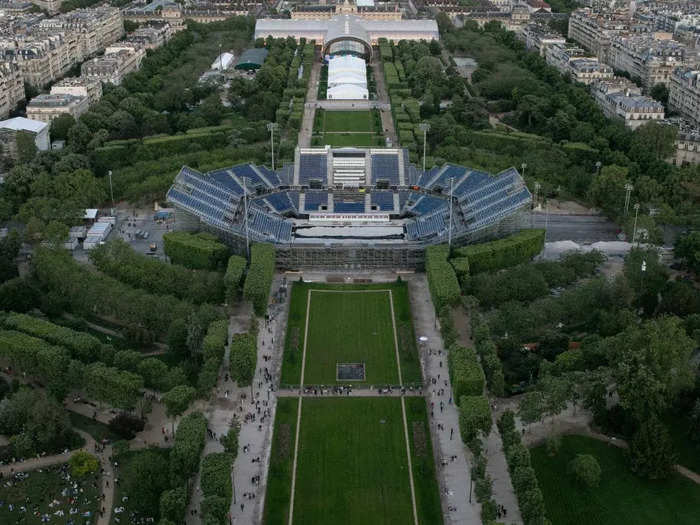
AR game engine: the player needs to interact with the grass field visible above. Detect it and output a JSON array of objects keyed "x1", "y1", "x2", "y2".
[
  {"x1": 263, "y1": 397, "x2": 298, "y2": 525},
  {"x1": 530, "y1": 435, "x2": 700, "y2": 525},
  {"x1": 322, "y1": 133, "x2": 377, "y2": 147},
  {"x1": 323, "y1": 110, "x2": 374, "y2": 133},
  {"x1": 0, "y1": 464, "x2": 100, "y2": 525},
  {"x1": 280, "y1": 282, "x2": 422, "y2": 386},
  {"x1": 293, "y1": 398, "x2": 414, "y2": 525}
]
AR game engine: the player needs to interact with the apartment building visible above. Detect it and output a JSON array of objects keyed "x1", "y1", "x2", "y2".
[
  {"x1": 568, "y1": 8, "x2": 631, "y2": 62},
  {"x1": 1, "y1": 33, "x2": 75, "y2": 88},
  {"x1": 26, "y1": 92, "x2": 88, "y2": 122},
  {"x1": 0, "y1": 60, "x2": 25, "y2": 119},
  {"x1": 669, "y1": 68, "x2": 700, "y2": 128},
  {"x1": 30, "y1": 0, "x2": 62, "y2": 14},
  {"x1": 81, "y1": 44, "x2": 145, "y2": 86},
  {"x1": 569, "y1": 57, "x2": 614, "y2": 85},
  {"x1": 591, "y1": 76, "x2": 664, "y2": 129},
  {"x1": 521, "y1": 23, "x2": 566, "y2": 56},
  {"x1": 674, "y1": 122, "x2": 700, "y2": 166},
  {"x1": 125, "y1": 22, "x2": 172, "y2": 50},
  {"x1": 608, "y1": 33, "x2": 688, "y2": 89},
  {"x1": 51, "y1": 76, "x2": 102, "y2": 105}
]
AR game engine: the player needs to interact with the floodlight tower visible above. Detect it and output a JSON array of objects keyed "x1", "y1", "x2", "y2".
[
  {"x1": 521, "y1": 162, "x2": 527, "y2": 178},
  {"x1": 624, "y1": 183, "x2": 634, "y2": 216},
  {"x1": 632, "y1": 203, "x2": 640, "y2": 245},
  {"x1": 267, "y1": 122, "x2": 278, "y2": 171},
  {"x1": 419, "y1": 122, "x2": 430, "y2": 174}
]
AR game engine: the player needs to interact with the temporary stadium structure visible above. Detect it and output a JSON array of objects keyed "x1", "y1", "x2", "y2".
[
  {"x1": 327, "y1": 55, "x2": 369, "y2": 100},
  {"x1": 166, "y1": 147, "x2": 532, "y2": 269}
]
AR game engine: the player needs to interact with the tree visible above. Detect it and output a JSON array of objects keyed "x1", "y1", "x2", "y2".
[
  {"x1": 15, "y1": 131, "x2": 37, "y2": 163},
  {"x1": 608, "y1": 317, "x2": 694, "y2": 422},
  {"x1": 67, "y1": 121, "x2": 93, "y2": 153},
  {"x1": 568, "y1": 454, "x2": 601, "y2": 488},
  {"x1": 159, "y1": 485, "x2": 187, "y2": 523},
  {"x1": 162, "y1": 385, "x2": 196, "y2": 434},
  {"x1": 50, "y1": 114, "x2": 76, "y2": 141},
  {"x1": 69, "y1": 451, "x2": 99, "y2": 478},
  {"x1": 674, "y1": 231, "x2": 700, "y2": 274},
  {"x1": 628, "y1": 416, "x2": 677, "y2": 479},
  {"x1": 221, "y1": 422, "x2": 240, "y2": 458},
  {"x1": 123, "y1": 450, "x2": 170, "y2": 518},
  {"x1": 458, "y1": 395, "x2": 492, "y2": 443},
  {"x1": 650, "y1": 83, "x2": 669, "y2": 106},
  {"x1": 518, "y1": 390, "x2": 546, "y2": 429},
  {"x1": 167, "y1": 318, "x2": 189, "y2": 358},
  {"x1": 689, "y1": 399, "x2": 700, "y2": 444},
  {"x1": 587, "y1": 165, "x2": 629, "y2": 216}
]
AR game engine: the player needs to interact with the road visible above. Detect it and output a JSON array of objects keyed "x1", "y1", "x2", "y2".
[{"x1": 532, "y1": 213, "x2": 619, "y2": 243}]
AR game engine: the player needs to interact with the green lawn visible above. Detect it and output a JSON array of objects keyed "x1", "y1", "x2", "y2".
[
  {"x1": 0, "y1": 464, "x2": 101, "y2": 525},
  {"x1": 322, "y1": 132, "x2": 376, "y2": 147},
  {"x1": 280, "y1": 282, "x2": 422, "y2": 386},
  {"x1": 293, "y1": 398, "x2": 414, "y2": 525},
  {"x1": 263, "y1": 397, "x2": 298, "y2": 525},
  {"x1": 323, "y1": 110, "x2": 374, "y2": 133},
  {"x1": 530, "y1": 435, "x2": 700, "y2": 525}
]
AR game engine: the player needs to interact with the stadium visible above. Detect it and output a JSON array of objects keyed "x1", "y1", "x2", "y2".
[{"x1": 166, "y1": 146, "x2": 532, "y2": 269}]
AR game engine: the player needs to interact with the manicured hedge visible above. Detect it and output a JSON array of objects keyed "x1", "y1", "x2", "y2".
[
  {"x1": 243, "y1": 243, "x2": 275, "y2": 316},
  {"x1": 458, "y1": 395, "x2": 492, "y2": 443},
  {"x1": 450, "y1": 257, "x2": 470, "y2": 287},
  {"x1": 3, "y1": 312, "x2": 102, "y2": 362},
  {"x1": 498, "y1": 411, "x2": 548, "y2": 525},
  {"x1": 90, "y1": 240, "x2": 224, "y2": 304},
  {"x1": 224, "y1": 255, "x2": 247, "y2": 303},
  {"x1": 202, "y1": 319, "x2": 228, "y2": 362},
  {"x1": 448, "y1": 344, "x2": 484, "y2": 402},
  {"x1": 200, "y1": 452, "x2": 233, "y2": 501},
  {"x1": 471, "y1": 313, "x2": 505, "y2": 397},
  {"x1": 229, "y1": 329, "x2": 257, "y2": 387},
  {"x1": 425, "y1": 244, "x2": 460, "y2": 311},
  {"x1": 453, "y1": 230, "x2": 545, "y2": 274},
  {"x1": 163, "y1": 232, "x2": 229, "y2": 271},
  {"x1": 33, "y1": 248, "x2": 194, "y2": 337},
  {"x1": 170, "y1": 411, "x2": 207, "y2": 484}
]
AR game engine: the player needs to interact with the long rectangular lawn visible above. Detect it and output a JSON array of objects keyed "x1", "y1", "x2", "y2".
[
  {"x1": 305, "y1": 290, "x2": 397, "y2": 385},
  {"x1": 293, "y1": 397, "x2": 414, "y2": 525},
  {"x1": 323, "y1": 110, "x2": 373, "y2": 133}
]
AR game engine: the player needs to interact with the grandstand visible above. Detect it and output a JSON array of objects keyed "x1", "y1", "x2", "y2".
[{"x1": 166, "y1": 147, "x2": 532, "y2": 268}]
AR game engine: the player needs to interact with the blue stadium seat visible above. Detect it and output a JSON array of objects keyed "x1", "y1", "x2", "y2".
[
  {"x1": 299, "y1": 154, "x2": 328, "y2": 185},
  {"x1": 371, "y1": 191, "x2": 394, "y2": 211},
  {"x1": 303, "y1": 192, "x2": 328, "y2": 211},
  {"x1": 371, "y1": 154, "x2": 399, "y2": 185},
  {"x1": 334, "y1": 201, "x2": 364, "y2": 213},
  {"x1": 426, "y1": 165, "x2": 467, "y2": 191}
]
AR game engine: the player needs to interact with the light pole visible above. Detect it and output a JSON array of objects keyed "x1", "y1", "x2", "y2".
[
  {"x1": 448, "y1": 177, "x2": 454, "y2": 248},
  {"x1": 533, "y1": 181, "x2": 541, "y2": 209},
  {"x1": 632, "y1": 203, "x2": 640, "y2": 245},
  {"x1": 521, "y1": 162, "x2": 527, "y2": 179},
  {"x1": 108, "y1": 170, "x2": 115, "y2": 215},
  {"x1": 595, "y1": 160, "x2": 602, "y2": 176},
  {"x1": 219, "y1": 42, "x2": 223, "y2": 72},
  {"x1": 624, "y1": 183, "x2": 633, "y2": 216},
  {"x1": 419, "y1": 122, "x2": 430, "y2": 174},
  {"x1": 267, "y1": 122, "x2": 278, "y2": 171}
]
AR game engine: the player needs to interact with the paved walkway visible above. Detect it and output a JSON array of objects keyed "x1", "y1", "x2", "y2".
[
  {"x1": 229, "y1": 276, "x2": 290, "y2": 524},
  {"x1": 298, "y1": 57, "x2": 321, "y2": 148},
  {"x1": 405, "y1": 274, "x2": 480, "y2": 524},
  {"x1": 372, "y1": 59, "x2": 397, "y2": 145},
  {"x1": 453, "y1": 306, "x2": 522, "y2": 524}
]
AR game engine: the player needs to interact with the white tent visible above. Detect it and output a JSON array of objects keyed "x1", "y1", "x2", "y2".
[
  {"x1": 211, "y1": 52, "x2": 234, "y2": 71},
  {"x1": 327, "y1": 55, "x2": 368, "y2": 100},
  {"x1": 327, "y1": 84, "x2": 369, "y2": 100}
]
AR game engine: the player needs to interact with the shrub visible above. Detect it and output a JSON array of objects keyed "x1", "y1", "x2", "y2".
[
  {"x1": 163, "y1": 232, "x2": 229, "y2": 271},
  {"x1": 200, "y1": 452, "x2": 233, "y2": 500},
  {"x1": 453, "y1": 229, "x2": 545, "y2": 274},
  {"x1": 458, "y1": 395, "x2": 491, "y2": 443},
  {"x1": 69, "y1": 451, "x2": 99, "y2": 478},
  {"x1": 202, "y1": 319, "x2": 228, "y2": 362},
  {"x1": 425, "y1": 244, "x2": 460, "y2": 310},
  {"x1": 229, "y1": 330, "x2": 257, "y2": 387},
  {"x1": 449, "y1": 345, "x2": 484, "y2": 401},
  {"x1": 169, "y1": 411, "x2": 207, "y2": 484},
  {"x1": 224, "y1": 255, "x2": 247, "y2": 303},
  {"x1": 568, "y1": 454, "x2": 601, "y2": 488},
  {"x1": 243, "y1": 243, "x2": 275, "y2": 316}
]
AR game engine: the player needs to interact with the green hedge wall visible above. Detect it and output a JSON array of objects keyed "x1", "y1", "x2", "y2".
[
  {"x1": 200, "y1": 453, "x2": 233, "y2": 501},
  {"x1": 163, "y1": 232, "x2": 229, "y2": 271},
  {"x1": 224, "y1": 255, "x2": 247, "y2": 303},
  {"x1": 243, "y1": 243, "x2": 275, "y2": 316},
  {"x1": 448, "y1": 344, "x2": 485, "y2": 402},
  {"x1": 229, "y1": 328, "x2": 257, "y2": 387},
  {"x1": 453, "y1": 230, "x2": 545, "y2": 274},
  {"x1": 458, "y1": 395, "x2": 492, "y2": 443},
  {"x1": 450, "y1": 257, "x2": 470, "y2": 287},
  {"x1": 170, "y1": 411, "x2": 207, "y2": 484},
  {"x1": 425, "y1": 245, "x2": 460, "y2": 311}
]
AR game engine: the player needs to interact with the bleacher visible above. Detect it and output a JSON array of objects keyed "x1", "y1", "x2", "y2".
[
  {"x1": 303, "y1": 191, "x2": 328, "y2": 211},
  {"x1": 371, "y1": 191, "x2": 394, "y2": 211},
  {"x1": 207, "y1": 168, "x2": 245, "y2": 195},
  {"x1": 462, "y1": 170, "x2": 517, "y2": 205},
  {"x1": 470, "y1": 187, "x2": 530, "y2": 230},
  {"x1": 370, "y1": 154, "x2": 400, "y2": 186},
  {"x1": 166, "y1": 187, "x2": 228, "y2": 229},
  {"x1": 453, "y1": 170, "x2": 493, "y2": 199},
  {"x1": 425, "y1": 165, "x2": 467, "y2": 191},
  {"x1": 256, "y1": 165, "x2": 281, "y2": 187},
  {"x1": 179, "y1": 168, "x2": 239, "y2": 206},
  {"x1": 334, "y1": 201, "x2": 364, "y2": 213},
  {"x1": 405, "y1": 211, "x2": 447, "y2": 240},
  {"x1": 412, "y1": 195, "x2": 447, "y2": 215},
  {"x1": 417, "y1": 166, "x2": 441, "y2": 188},
  {"x1": 248, "y1": 205, "x2": 293, "y2": 242},
  {"x1": 299, "y1": 154, "x2": 328, "y2": 186},
  {"x1": 261, "y1": 192, "x2": 296, "y2": 214}
]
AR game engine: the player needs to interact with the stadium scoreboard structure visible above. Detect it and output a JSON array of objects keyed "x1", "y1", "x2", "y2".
[{"x1": 166, "y1": 146, "x2": 532, "y2": 269}]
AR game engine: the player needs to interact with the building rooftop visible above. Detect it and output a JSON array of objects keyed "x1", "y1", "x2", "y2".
[
  {"x1": 234, "y1": 48, "x2": 268, "y2": 69},
  {"x1": 27, "y1": 93, "x2": 83, "y2": 107},
  {"x1": 0, "y1": 116, "x2": 47, "y2": 133}
]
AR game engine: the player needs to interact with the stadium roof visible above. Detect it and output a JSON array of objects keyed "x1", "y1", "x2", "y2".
[{"x1": 234, "y1": 48, "x2": 268, "y2": 70}]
